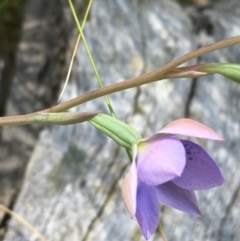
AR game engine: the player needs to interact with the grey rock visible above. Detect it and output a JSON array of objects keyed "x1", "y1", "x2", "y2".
[
  {"x1": 2, "y1": 0, "x2": 240, "y2": 240},
  {"x1": 0, "y1": 0, "x2": 69, "y2": 229},
  {"x1": 163, "y1": 0, "x2": 240, "y2": 241}
]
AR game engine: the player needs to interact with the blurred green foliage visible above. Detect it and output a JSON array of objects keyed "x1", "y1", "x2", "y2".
[{"x1": 0, "y1": 0, "x2": 9, "y2": 10}]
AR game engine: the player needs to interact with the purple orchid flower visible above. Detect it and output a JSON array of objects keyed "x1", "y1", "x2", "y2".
[{"x1": 122, "y1": 118, "x2": 225, "y2": 240}]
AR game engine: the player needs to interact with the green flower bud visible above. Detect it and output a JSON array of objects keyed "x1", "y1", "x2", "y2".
[
  {"x1": 89, "y1": 114, "x2": 142, "y2": 150},
  {"x1": 198, "y1": 63, "x2": 240, "y2": 83}
]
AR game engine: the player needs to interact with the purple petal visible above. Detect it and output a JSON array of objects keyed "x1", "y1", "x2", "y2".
[
  {"x1": 158, "y1": 118, "x2": 224, "y2": 141},
  {"x1": 137, "y1": 137, "x2": 186, "y2": 185},
  {"x1": 157, "y1": 181, "x2": 201, "y2": 216},
  {"x1": 122, "y1": 161, "x2": 138, "y2": 217},
  {"x1": 136, "y1": 181, "x2": 159, "y2": 240},
  {"x1": 172, "y1": 140, "x2": 225, "y2": 190}
]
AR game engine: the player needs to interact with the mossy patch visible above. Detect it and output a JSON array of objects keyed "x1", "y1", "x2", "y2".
[{"x1": 47, "y1": 145, "x2": 87, "y2": 196}]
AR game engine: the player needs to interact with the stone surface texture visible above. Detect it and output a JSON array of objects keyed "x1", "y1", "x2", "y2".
[
  {"x1": 1, "y1": 0, "x2": 240, "y2": 240},
  {"x1": 0, "y1": 0, "x2": 69, "y2": 234}
]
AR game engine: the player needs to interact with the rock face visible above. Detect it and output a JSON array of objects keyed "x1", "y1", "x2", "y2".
[
  {"x1": 0, "y1": 0, "x2": 69, "y2": 236},
  {"x1": 1, "y1": 0, "x2": 240, "y2": 240}
]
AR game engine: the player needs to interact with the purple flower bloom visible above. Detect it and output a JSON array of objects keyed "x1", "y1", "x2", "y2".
[{"x1": 122, "y1": 119, "x2": 225, "y2": 240}]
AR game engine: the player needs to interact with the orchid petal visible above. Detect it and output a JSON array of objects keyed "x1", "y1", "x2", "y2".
[
  {"x1": 136, "y1": 181, "x2": 159, "y2": 240},
  {"x1": 157, "y1": 181, "x2": 201, "y2": 216},
  {"x1": 122, "y1": 161, "x2": 138, "y2": 217},
  {"x1": 172, "y1": 140, "x2": 225, "y2": 190},
  {"x1": 137, "y1": 137, "x2": 186, "y2": 185},
  {"x1": 158, "y1": 118, "x2": 224, "y2": 141}
]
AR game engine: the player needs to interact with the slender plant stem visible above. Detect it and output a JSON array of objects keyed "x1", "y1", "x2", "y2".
[
  {"x1": 0, "y1": 204, "x2": 48, "y2": 241},
  {"x1": 58, "y1": 0, "x2": 93, "y2": 101},
  {"x1": 0, "y1": 114, "x2": 33, "y2": 126},
  {"x1": 41, "y1": 35, "x2": 240, "y2": 113},
  {"x1": 68, "y1": 1, "x2": 134, "y2": 159},
  {"x1": 159, "y1": 224, "x2": 168, "y2": 241},
  {"x1": 1, "y1": 36, "x2": 240, "y2": 125},
  {"x1": 68, "y1": 0, "x2": 116, "y2": 117},
  {"x1": 0, "y1": 112, "x2": 99, "y2": 126}
]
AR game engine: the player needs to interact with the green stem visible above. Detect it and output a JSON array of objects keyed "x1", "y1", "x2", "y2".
[
  {"x1": 41, "y1": 35, "x2": 240, "y2": 113},
  {"x1": 68, "y1": 0, "x2": 134, "y2": 159},
  {"x1": 158, "y1": 224, "x2": 168, "y2": 241},
  {"x1": 68, "y1": 0, "x2": 116, "y2": 117},
  {"x1": 58, "y1": 0, "x2": 93, "y2": 101}
]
